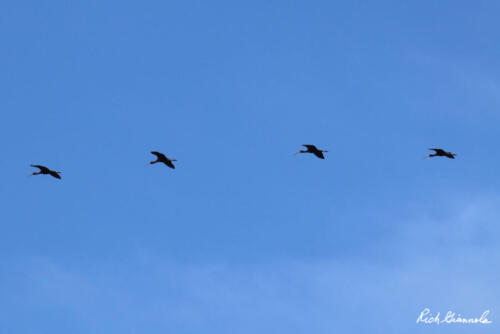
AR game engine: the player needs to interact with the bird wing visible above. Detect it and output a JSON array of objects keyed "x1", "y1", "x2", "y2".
[
  {"x1": 313, "y1": 151, "x2": 325, "y2": 159},
  {"x1": 151, "y1": 151, "x2": 167, "y2": 160},
  {"x1": 165, "y1": 160, "x2": 176, "y2": 169},
  {"x1": 429, "y1": 148, "x2": 445, "y2": 154},
  {"x1": 302, "y1": 144, "x2": 318, "y2": 150},
  {"x1": 31, "y1": 164, "x2": 50, "y2": 173},
  {"x1": 445, "y1": 152, "x2": 456, "y2": 159},
  {"x1": 48, "y1": 170, "x2": 61, "y2": 179}
]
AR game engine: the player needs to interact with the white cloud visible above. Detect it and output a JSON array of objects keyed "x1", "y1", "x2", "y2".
[{"x1": 2, "y1": 194, "x2": 500, "y2": 333}]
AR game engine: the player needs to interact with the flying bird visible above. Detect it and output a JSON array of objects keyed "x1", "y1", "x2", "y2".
[
  {"x1": 148, "y1": 151, "x2": 177, "y2": 169},
  {"x1": 29, "y1": 164, "x2": 62, "y2": 179},
  {"x1": 296, "y1": 144, "x2": 328, "y2": 159},
  {"x1": 427, "y1": 148, "x2": 456, "y2": 159}
]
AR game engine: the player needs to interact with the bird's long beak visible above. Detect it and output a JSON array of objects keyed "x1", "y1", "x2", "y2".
[
  {"x1": 144, "y1": 162, "x2": 151, "y2": 166},
  {"x1": 27, "y1": 173, "x2": 33, "y2": 177}
]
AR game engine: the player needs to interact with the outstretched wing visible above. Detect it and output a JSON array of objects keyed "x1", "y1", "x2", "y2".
[
  {"x1": 429, "y1": 148, "x2": 445, "y2": 154},
  {"x1": 164, "y1": 160, "x2": 176, "y2": 169},
  {"x1": 30, "y1": 164, "x2": 50, "y2": 173},
  {"x1": 302, "y1": 144, "x2": 318, "y2": 151},
  {"x1": 48, "y1": 170, "x2": 62, "y2": 179},
  {"x1": 312, "y1": 151, "x2": 325, "y2": 159},
  {"x1": 445, "y1": 152, "x2": 456, "y2": 159},
  {"x1": 151, "y1": 151, "x2": 167, "y2": 160}
]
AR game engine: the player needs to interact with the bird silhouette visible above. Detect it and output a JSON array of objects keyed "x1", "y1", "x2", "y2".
[
  {"x1": 296, "y1": 144, "x2": 328, "y2": 159},
  {"x1": 148, "y1": 151, "x2": 177, "y2": 169},
  {"x1": 30, "y1": 164, "x2": 62, "y2": 179},
  {"x1": 427, "y1": 148, "x2": 456, "y2": 159}
]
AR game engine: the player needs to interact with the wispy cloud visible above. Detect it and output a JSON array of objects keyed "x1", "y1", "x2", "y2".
[{"x1": 2, "y1": 193, "x2": 500, "y2": 333}]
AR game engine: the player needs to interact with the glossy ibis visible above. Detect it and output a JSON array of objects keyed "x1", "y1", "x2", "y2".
[
  {"x1": 296, "y1": 144, "x2": 328, "y2": 159},
  {"x1": 427, "y1": 148, "x2": 456, "y2": 159},
  {"x1": 148, "y1": 151, "x2": 177, "y2": 169},
  {"x1": 30, "y1": 164, "x2": 61, "y2": 179}
]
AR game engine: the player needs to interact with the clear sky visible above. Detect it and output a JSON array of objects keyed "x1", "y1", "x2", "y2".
[{"x1": 1, "y1": 0, "x2": 500, "y2": 333}]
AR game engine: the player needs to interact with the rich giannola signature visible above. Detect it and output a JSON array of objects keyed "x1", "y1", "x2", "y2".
[{"x1": 417, "y1": 308, "x2": 492, "y2": 324}]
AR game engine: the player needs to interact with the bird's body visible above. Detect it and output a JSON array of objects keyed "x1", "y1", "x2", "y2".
[
  {"x1": 30, "y1": 164, "x2": 61, "y2": 179},
  {"x1": 427, "y1": 148, "x2": 456, "y2": 159},
  {"x1": 148, "y1": 151, "x2": 177, "y2": 169},
  {"x1": 297, "y1": 144, "x2": 328, "y2": 159}
]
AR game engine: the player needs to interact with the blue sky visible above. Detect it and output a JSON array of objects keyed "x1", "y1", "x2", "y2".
[{"x1": 1, "y1": 0, "x2": 500, "y2": 332}]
